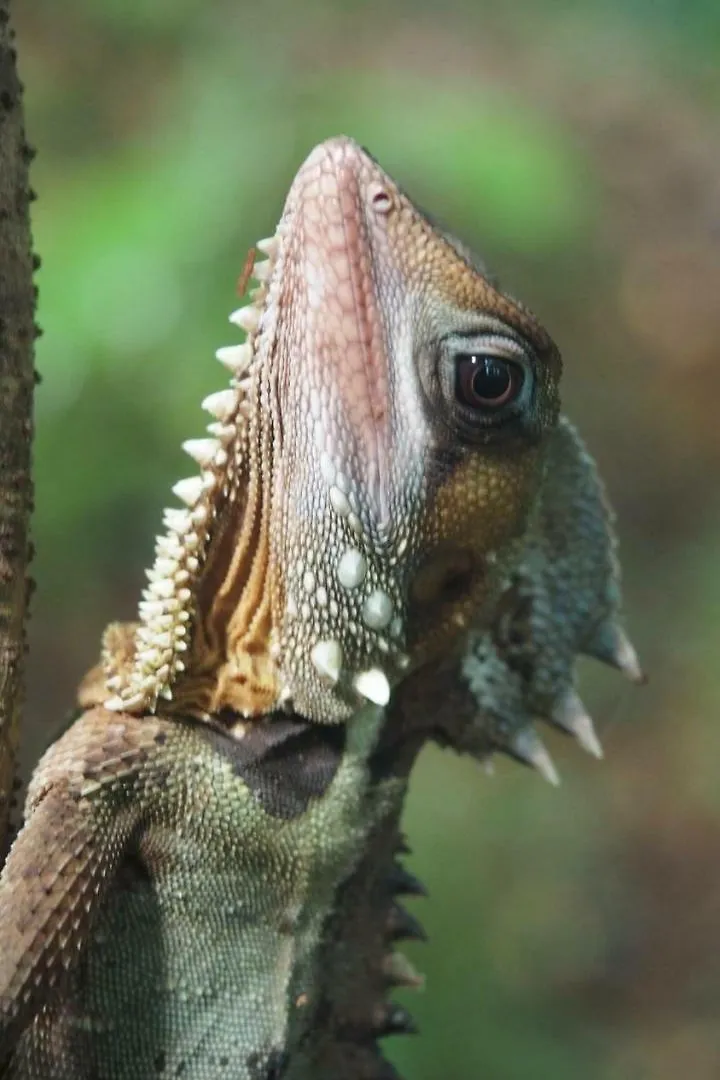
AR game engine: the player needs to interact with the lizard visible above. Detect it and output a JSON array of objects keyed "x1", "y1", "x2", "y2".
[{"x1": 0, "y1": 136, "x2": 643, "y2": 1079}]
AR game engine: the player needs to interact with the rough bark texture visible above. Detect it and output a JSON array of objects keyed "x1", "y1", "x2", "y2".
[{"x1": 0, "y1": 0, "x2": 35, "y2": 856}]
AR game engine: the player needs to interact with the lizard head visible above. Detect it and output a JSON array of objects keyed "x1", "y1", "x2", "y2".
[{"x1": 102, "y1": 137, "x2": 562, "y2": 725}]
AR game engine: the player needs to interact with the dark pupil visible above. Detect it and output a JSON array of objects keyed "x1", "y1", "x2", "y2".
[{"x1": 471, "y1": 356, "x2": 511, "y2": 400}]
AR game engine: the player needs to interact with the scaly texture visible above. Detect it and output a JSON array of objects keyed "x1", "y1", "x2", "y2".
[{"x1": 0, "y1": 137, "x2": 641, "y2": 1079}]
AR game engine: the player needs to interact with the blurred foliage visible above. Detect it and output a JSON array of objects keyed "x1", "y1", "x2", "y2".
[{"x1": 14, "y1": 0, "x2": 720, "y2": 1077}]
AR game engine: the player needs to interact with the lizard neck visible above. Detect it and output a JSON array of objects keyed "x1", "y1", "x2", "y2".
[{"x1": 283, "y1": 718, "x2": 426, "y2": 1080}]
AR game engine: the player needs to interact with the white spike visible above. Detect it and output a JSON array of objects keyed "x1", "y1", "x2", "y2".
[
  {"x1": 182, "y1": 438, "x2": 221, "y2": 469},
  {"x1": 510, "y1": 728, "x2": 560, "y2": 786},
  {"x1": 148, "y1": 579, "x2": 175, "y2": 600},
  {"x1": 138, "y1": 599, "x2": 166, "y2": 617},
  {"x1": 587, "y1": 621, "x2": 645, "y2": 684},
  {"x1": 163, "y1": 508, "x2": 191, "y2": 533},
  {"x1": 105, "y1": 695, "x2": 126, "y2": 712},
  {"x1": 553, "y1": 689, "x2": 604, "y2": 760},
  {"x1": 573, "y1": 713, "x2": 604, "y2": 760},
  {"x1": 172, "y1": 476, "x2": 205, "y2": 507},
  {"x1": 206, "y1": 421, "x2": 236, "y2": 442},
  {"x1": 252, "y1": 259, "x2": 271, "y2": 282},
  {"x1": 256, "y1": 235, "x2": 279, "y2": 257},
  {"x1": 614, "y1": 629, "x2": 645, "y2": 684},
  {"x1": 155, "y1": 535, "x2": 181, "y2": 556},
  {"x1": 229, "y1": 305, "x2": 260, "y2": 334},
  {"x1": 202, "y1": 389, "x2": 239, "y2": 423},
  {"x1": 311, "y1": 639, "x2": 343, "y2": 684},
  {"x1": 215, "y1": 343, "x2": 252, "y2": 375},
  {"x1": 353, "y1": 668, "x2": 391, "y2": 707},
  {"x1": 530, "y1": 744, "x2": 560, "y2": 786},
  {"x1": 137, "y1": 648, "x2": 162, "y2": 669},
  {"x1": 152, "y1": 558, "x2": 177, "y2": 577}
]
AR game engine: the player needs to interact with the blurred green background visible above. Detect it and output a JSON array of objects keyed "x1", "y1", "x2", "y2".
[{"x1": 15, "y1": 1, "x2": 720, "y2": 1077}]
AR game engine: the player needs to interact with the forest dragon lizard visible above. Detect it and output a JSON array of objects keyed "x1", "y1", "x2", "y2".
[{"x1": 0, "y1": 136, "x2": 642, "y2": 1079}]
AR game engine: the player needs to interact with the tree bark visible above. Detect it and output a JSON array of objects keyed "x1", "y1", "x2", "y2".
[{"x1": 0, "y1": 0, "x2": 35, "y2": 856}]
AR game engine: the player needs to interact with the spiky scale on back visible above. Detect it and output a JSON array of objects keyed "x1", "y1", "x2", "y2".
[{"x1": 0, "y1": 137, "x2": 642, "y2": 1078}]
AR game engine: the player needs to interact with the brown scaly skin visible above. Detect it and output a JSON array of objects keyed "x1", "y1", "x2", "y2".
[{"x1": 0, "y1": 138, "x2": 642, "y2": 1078}]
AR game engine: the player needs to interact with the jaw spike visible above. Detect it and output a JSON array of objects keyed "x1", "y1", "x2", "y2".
[
  {"x1": 585, "y1": 621, "x2": 645, "y2": 684},
  {"x1": 256, "y1": 235, "x2": 279, "y2": 257},
  {"x1": 182, "y1": 438, "x2": 222, "y2": 469},
  {"x1": 163, "y1": 508, "x2": 191, "y2": 533},
  {"x1": 215, "y1": 343, "x2": 252, "y2": 375},
  {"x1": 172, "y1": 476, "x2": 205, "y2": 508},
  {"x1": 229, "y1": 304, "x2": 261, "y2": 333},
  {"x1": 506, "y1": 727, "x2": 561, "y2": 786},
  {"x1": 252, "y1": 258, "x2": 271, "y2": 283},
  {"x1": 353, "y1": 668, "x2": 391, "y2": 707},
  {"x1": 572, "y1": 713, "x2": 604, "y2": 760},
  {"x1": 206, "y1": 421, "x2": 236, "y2": 442},
  {"x1": 550, "y1": 689, "x2": 604, "y2": 760},
  {"x1": 202, "y1": 389, "x2": 239, "y2": 423}
]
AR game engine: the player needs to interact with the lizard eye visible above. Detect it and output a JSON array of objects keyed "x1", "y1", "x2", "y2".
[
  {"x1": 455, "y1": 354, "x2": 523, "y2": 410},
  {"x1": 428, "y1": 327, "x2": 536, "y2": 441}
]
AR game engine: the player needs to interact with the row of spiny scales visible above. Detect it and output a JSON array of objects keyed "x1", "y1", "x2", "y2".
[{"x1": 104, "y1": 235, "x2": 279, "y2": 713}]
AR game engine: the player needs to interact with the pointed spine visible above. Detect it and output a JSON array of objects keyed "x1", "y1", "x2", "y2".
[
  {"x1": 386, "y1": 903, "x2": 427, "y2": 943},
  {"x1": 387, "y1": 863, "x2": 428, "y2": 898},
  {"x1": 503, "y1": 726, "x2": 561, "y2": 786}
]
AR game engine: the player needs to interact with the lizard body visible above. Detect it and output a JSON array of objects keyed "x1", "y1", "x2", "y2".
[{"x1": 0, "y1": 137, "x2": 641, "y2": 1078}]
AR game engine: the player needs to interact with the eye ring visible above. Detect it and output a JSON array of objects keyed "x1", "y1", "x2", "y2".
[{"x1": 455, "y1": 353, "x2": 523, "y2": 411}]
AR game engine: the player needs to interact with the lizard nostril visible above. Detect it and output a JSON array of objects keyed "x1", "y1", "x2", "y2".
[{"x1": 369, "y1": 183, "x2": 392, "y2": 214}]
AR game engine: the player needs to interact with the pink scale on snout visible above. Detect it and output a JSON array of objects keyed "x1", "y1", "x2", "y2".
[{"x1": 284, "y1": 140, "x2": 393, "y2": 523}]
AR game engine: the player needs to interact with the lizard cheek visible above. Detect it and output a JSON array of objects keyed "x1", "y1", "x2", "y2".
[{"x1": 408, "y1": 547, "x2": 485, "y2": 662}]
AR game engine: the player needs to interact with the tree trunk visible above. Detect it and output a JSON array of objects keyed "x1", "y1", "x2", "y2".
[{"x1": 0, "y1": 0, "x2": 36, "y2": 856}]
